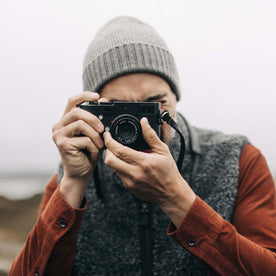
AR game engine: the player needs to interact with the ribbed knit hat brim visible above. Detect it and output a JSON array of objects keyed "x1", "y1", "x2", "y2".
[{"x1": 82, "y1": 16, "x2": 180, "y2": 100}]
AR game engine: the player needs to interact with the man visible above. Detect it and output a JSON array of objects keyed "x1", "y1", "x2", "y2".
[{"x1": 10, "y1": 16, "x2": 276, "y2": 275}]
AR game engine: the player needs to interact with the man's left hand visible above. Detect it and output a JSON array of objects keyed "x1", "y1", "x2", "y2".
[{"x1": 103, "y1": 117, "x2": 196, "y2": 227}]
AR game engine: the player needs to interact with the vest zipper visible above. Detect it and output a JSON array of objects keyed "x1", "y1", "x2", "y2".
[{"x1": 140, "y1": 201, "x2": 152, "y2": 276}]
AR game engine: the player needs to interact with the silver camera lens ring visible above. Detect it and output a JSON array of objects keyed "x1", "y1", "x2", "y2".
[{"x1": 110, "y1": 114, "x2": 141, "y2": 145}]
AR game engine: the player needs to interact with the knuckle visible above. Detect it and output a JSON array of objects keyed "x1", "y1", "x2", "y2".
[
  {"x1": 87, "y1": 114, "x2": 98, "y2": 126},
  {"x1": 147, "y1": 128, "x2": 156, "y2": 137},
  {"x1": 150, "y1": 128, "x2": 156, "y2": 135},
  {"x1": 116, "y1": 151, "x2": 123, "y2": 159},
  {"x1": 52, "y1": 129, "x2": 61, "y2": 142},
  {"x1": 76, "y1": 119, "x2": 85, "y2": 129},
  {"x1": 52, "y1": 123, "x2": 58, "y2": 133},
  {"x1": 126, "y1": 181, "x2": 135, "y2": 190},
  {"x1": 131, "y1": 174, "x2": 140, "y2": 183},
  {"x1": 55, "y1": 137, "x2": 67, "y2": 151},
  {"x1": 71, "y1": 107, "x2": 79, "y2": 117},
  {"x1": 122, "y1": 181, "x2": 128, "y2": 189},
  {"x1": 52, "y1": 132, "x2": 57, "y2": 142},
  {"x1": 104, "y1": 150, "x2": 113, "y2": 166},
  {"x1": 92, "y1": 114, "x2": 99, "y2": 123},
  {"x1": 115, "y1": 148, "x2": 126, "y2": 159},
  {"x1": 67, "y1": 95, "x2": 76, "y2": 106},
  {"x1": 141, "y1": 159, "x2": 151, "y2": 172},
  {"x1": 87, "y1": 141, "x2": 99, "y2": 157},
  {"x1": 104, "y1": 156, "x2": 111, "y2": 166},
  {"x1": 122, "y1": 179, "x2": 133, "y2": 190}
]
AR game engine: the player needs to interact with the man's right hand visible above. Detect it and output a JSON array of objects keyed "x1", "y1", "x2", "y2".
[{"x1": 52, "y1": 91, "x2": 105, "y2": 208}]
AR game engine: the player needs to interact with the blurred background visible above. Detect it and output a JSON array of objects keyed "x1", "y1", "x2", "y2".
[{"x1": 0, "y1": 0, "x2": 275, "y2": 274}]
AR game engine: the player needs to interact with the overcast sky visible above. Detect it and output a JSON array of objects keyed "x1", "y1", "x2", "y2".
[{"x1": 1, "y1": 0, "x2": 275, "y2": 176}]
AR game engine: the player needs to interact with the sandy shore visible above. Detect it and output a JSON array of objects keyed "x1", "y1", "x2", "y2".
[{"x1": 0, "y1": 194, "x2": 43, "y2": 275}]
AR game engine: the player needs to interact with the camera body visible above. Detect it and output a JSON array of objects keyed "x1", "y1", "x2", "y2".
[{"x1": 80, "y1": 101, "x2": 161, "y2": 150}]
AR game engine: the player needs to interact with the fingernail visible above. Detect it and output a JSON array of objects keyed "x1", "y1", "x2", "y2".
[
  {"x1": 105, "y1": 132, "x2": 111, "y2": 140},
  {"x1": 103, "y1": 132, "x2": 108, "y2": 142},
  {"x1": 91, "y1": 92, "x2": 99, "y2": 98},
  {"x1": 98, "y1": 123, "x2": 104, "y2": 131}
]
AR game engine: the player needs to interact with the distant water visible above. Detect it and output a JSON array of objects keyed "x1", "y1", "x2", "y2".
[
  {"x1": 0, "y1": 173, "x2": 53, "y2": 200},
  {"x1": 0, "y1": 172, "x2": 274, "y2": 200}
]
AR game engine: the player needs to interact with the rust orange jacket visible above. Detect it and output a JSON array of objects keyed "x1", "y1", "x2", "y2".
[{"x1": 9, "y1": 144, "x2": 276, "y2": 275}]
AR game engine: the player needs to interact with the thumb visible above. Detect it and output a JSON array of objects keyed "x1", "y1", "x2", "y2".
[{"x1": 141, "y1": 117, "x2": 164, "y2": 151}]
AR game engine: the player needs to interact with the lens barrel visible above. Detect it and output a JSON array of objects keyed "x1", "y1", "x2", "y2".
[{"x1": 111, "y1": 114, "x2": 141, "y2": 145}]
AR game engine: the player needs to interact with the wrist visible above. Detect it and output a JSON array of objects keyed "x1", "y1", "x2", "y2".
[
  {"x1": 159, "y1": 178, "x2": 196, "y2": 228},
  {"x1": 60, "y1": 176, "x2": 90, "y2": 208}
]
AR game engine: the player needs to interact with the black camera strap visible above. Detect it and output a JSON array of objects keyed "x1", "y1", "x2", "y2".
[{"x1": 160, "y1": 110, "x2": 186, "y2": 172}]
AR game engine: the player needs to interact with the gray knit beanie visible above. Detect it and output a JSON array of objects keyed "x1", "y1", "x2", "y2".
[{"x1": 82, "y1": 16, "x2": 181, "y2": 101}]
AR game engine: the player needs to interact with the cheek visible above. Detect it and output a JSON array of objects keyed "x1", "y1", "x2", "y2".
[
  {"x1": 161, "y1": 99, "x2": 176, "y2": 118},
  {"x1": 160, "y1": 123, "x2": 172, "y2": 145}
]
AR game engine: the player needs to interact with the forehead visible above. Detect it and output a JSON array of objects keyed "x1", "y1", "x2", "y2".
[{"x1": 100, "y1": 73, "x2": 173, "y2": 101}]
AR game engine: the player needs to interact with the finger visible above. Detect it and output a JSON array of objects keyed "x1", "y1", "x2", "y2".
[
  {"x1": 53, "y1": 108, "x2": 104, "y2": 134},
  {"x1": 67, "y1": 136, "x2": 100, "y2": 155},
  {"x1": 115, "y1": 172, "x2": 135, "y2": 191},
  {"x1": 63, "y1": 91, "x2": 100, "y2": 115},
  {"x1": 55, "y1": 136, "x2": 102, "y2": 161},
  {"x1": 98, "y1": 97, "x2": 109, "y2": 103},
  {"x1": 105, "y1": 149, "x2": 135, "y2": 175},
  {"x1": 58, "y1": 120, "x2": 104, "y2": 149},
  {"x1": 140, "y1": 117, "x2": 164, "y2": 151},
  {"x1": 73, "y1": 136, "x2": 99, "y2": 154},
  {"x1": 103, "y1": 132, "x2": 144, "y2": 164}
]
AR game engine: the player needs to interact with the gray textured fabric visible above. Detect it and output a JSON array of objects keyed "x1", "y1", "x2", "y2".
[
  {"x1": 58, "y1": 113, "x2": 248, "y2": 275},
  {"x1": 82, "y1": 16, "x2": 181, "y2": 100}
]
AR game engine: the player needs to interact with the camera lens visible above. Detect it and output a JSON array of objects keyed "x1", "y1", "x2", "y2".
[
  {"x1": 111, "y1": 115, "x2": 141, "y2": 145},
  {"x1": 118, "y1": 123, "x2": 134, "y2": 140}
]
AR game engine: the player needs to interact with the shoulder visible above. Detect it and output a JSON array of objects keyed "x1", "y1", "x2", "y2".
[
  {"x1": 176, "y1": 112, "x2": 249, "y2": 157},
  {"x1": 239, "y1": 143, "x2": 275, "y2": 191},
  {"x1": 190, "y1": 125, "x2": 249, "y2": 154}
]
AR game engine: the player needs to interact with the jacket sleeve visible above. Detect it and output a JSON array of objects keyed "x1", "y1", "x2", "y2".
[
  {"x1": 9, "y1": 174, "x2": 87, "y2": 276},
  {"x1": 167, "y1": 144, "x2": 276, "y2": 275}
]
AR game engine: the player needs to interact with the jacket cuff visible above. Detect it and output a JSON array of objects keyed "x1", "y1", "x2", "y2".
[
  {"x1": 167, "y1": 196, "x2": 224, "y2": 259},
  {"x1": 40, "y1": 185, "x2": 87, "y2": 240}
]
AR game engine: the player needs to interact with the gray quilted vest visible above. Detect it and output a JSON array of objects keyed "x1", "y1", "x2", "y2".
[{"x1": 58, "y1": 112, "x2": 248, "y2": 275}]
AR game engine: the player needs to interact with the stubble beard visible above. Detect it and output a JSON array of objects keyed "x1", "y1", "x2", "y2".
[{"x1": 161, "y1": 123, "x2": 176, "y2": 146}]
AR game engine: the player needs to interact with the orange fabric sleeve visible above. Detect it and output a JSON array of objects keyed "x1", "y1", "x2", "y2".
[
  {"x1": 167, "y1": 144, "x2": 276, "y2": 275},
  {"x1": 38, "y1": 174, "x2": 60, "y2": 215},
  {"x1": 233, "y1": 144, "x2": 276, "y2": 251},
  {"x1": 9, "y1": 175, "x2": 87, "y2": 276}
]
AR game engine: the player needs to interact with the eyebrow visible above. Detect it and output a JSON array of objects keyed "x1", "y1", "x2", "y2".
[
  {"x1": 109, "y1": 93, "x2": 167, "y2": 102},
  {"x1": 146, "y1": 93, "x2": 167, "y2": 101}
]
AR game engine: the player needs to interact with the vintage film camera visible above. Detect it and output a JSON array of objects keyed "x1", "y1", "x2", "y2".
[{"x1": 80, "y1": 101, "x2": 161, "y2": 150}]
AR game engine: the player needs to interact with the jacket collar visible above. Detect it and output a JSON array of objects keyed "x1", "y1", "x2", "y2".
[{"x1": 177, "y1": 113, "x2": 202, "y2": 155}]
